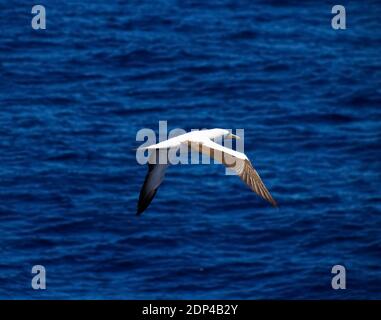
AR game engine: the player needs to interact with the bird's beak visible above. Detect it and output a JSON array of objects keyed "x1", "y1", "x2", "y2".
[{"x1": 226, "y1": 133, "x2": 240, "y2": 140}]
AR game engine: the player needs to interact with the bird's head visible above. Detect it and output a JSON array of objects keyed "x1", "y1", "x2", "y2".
[
  {"x1": 225, "y1": 132, "x2": 240, "y2": 140},
  {"x1": 202, "y1": 128, "x2": 240, "y2": 140},
  {"x1": 220, "y1": 129, "x2": 240, "y2": 140}
]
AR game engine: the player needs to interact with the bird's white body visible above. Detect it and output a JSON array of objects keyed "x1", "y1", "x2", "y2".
[{"x1": 141, "y1": 129, "x2": 248, "y2": 160}]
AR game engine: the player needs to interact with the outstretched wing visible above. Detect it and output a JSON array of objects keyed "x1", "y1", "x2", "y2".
[
  {"x1": 137, "y1": 149, "x2": 169, "y2": 215},
  {"x1": 188, "y1": 139, "x2": 277, "y2": 207}
]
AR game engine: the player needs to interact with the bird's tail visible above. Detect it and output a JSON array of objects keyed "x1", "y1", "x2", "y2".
[
  {"x1": 133, "y1": 146, "x2": 154, "y2": 151},
  {"x1": 134, "y1": 145, "x2": 172, "y2": 151}
]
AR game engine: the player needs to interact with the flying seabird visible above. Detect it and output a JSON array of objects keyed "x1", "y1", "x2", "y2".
[{"x1": 136, "y1": 129, "x2": 277, "y2": 215}]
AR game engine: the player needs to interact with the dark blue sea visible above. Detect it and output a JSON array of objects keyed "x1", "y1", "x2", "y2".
[{"x1": 1, "y1": 0, "x2": 381, "y2": 299}]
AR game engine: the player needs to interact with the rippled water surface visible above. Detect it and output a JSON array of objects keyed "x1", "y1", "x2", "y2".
[{"x1": 1, "y1": 0, "x2": 381, "y2": 299}]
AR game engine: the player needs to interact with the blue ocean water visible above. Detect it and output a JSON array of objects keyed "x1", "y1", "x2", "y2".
[{"x1": 0, "y1": 0, "x2": 381, "y2": 299}]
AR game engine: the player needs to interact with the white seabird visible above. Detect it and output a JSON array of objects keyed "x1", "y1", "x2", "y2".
[{"x1": 136, "y1": 128, "x2": 277, "y2": 215}]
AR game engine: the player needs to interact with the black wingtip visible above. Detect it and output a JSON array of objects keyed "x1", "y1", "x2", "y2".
[
  {"x1": 136, "y1": 204, "x2": 146, "y2": 216},
  {"x1": 269, "y1": 198, "x2": 278, "y2": 208}
]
